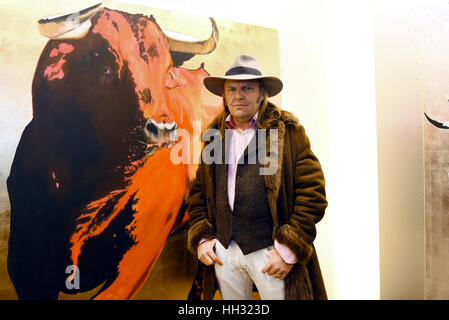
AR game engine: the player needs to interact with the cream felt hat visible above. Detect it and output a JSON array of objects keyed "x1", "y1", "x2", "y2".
[{"x1": 203, "y1": 54, "x2": 283, "y2": 97}]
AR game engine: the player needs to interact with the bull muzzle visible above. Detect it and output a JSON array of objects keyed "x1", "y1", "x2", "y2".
[{"x1": 141, "y1": 119, "x2": 178, "y2": 156}]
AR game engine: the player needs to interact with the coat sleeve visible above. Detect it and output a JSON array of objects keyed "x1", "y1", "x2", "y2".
[
  {"x1": 186, "y1": 164, "x2": 215, "y2": 254},
  {"x1": 275, "y1": 124, "x2": 328, "y2": 265}
]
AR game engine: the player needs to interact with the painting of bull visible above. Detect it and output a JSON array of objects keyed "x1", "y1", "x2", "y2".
[{"x1": 6, "y1": 3, "x2": 222, "y2": 299}]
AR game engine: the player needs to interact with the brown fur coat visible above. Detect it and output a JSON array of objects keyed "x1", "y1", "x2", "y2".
[{"x1": 186, "y1": 102, "x2": 328, "y2": 300}]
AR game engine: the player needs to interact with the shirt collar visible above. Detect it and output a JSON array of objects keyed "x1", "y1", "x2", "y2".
[{"x1": 225, "y1": 111, "x2": 258, "y2": 130}]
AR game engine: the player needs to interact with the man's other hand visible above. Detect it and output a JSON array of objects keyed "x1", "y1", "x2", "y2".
[
  {"x1": 197, "y1": 238, "x2": 223, "y2": 266},
  {"x1": 261, "y1": 248, "x2": 294, "y2": 280}
]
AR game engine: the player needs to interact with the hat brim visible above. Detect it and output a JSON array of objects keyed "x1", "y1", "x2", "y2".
[{"x1": 203, "y1": 75, "x2": 283, "y2": 97}]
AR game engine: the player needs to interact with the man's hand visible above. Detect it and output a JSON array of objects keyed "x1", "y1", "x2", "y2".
[
  {"x1": 197, "y1": 239, "x2": 223, "y2": 266},
  {"x1": 261, "y1": 248, "x2": 294, "y2": 280}
]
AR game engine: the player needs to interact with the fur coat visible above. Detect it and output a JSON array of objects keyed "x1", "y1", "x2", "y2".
[{"x1": 186, "y1": 101, "x2": 328, "y2": 300}]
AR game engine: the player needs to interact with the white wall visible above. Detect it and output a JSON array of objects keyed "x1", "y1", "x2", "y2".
[
  {"x1": 323, "y1": 0, "x2": 380, "y2": 299},
  {"x1": 117, "y1": 0, "x2": 381, "y2": 299},
  {"x1": 374, "y1": 0, "x2": 425, "y2": 299}
]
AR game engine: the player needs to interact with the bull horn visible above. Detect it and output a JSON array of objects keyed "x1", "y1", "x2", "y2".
[
  {"x1": 37, "y1": 2, "x2": 103, "y2": 39},
  {"x1": 165, "y1": 17, "x2": 219, "y2": 55},
  {"x1": 425, "y1": 112, "x2": 449, "y2": 129}
]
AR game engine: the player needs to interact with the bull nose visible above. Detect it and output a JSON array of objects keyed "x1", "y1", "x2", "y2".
[
  {"x1": 142, "y1": 118, "x2": 178, "y2": 155},
  {"x1": 145, "y1": 121, "x2": 159, "y2": 137},
  {"x1": 144, "y1": 118, "x2": 177, "y2": 134}
]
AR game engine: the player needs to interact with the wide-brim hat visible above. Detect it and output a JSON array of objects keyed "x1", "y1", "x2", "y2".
[{"x1": 203, "y1": 54, "x2": 283, "y2": 97}]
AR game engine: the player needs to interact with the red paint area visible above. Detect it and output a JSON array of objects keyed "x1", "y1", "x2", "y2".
[
  {"x1": 44, "y1": 43, "x2": 74, "y2": 81},
  {"x1": 68, "y1": 9, "x2": 222, "y2": 299}
]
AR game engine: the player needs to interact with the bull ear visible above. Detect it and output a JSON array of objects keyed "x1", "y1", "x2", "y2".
[{"x1": 164, "y1": 67, "x2": 185, "y2": 88}]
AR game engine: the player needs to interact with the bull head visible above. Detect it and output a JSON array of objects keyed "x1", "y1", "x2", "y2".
[{"x1": 38, "y1": 2, "x2": 219, "y2": 157}]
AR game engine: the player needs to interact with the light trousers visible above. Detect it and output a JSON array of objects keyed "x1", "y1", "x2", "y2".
[{"x1": 214, "y1": 240, "x2": 285, "y2": 300}]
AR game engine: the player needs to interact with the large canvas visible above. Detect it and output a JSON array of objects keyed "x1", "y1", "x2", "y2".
[{"x1": 0, "y1": 1, "x2": 280, "y2": 299}]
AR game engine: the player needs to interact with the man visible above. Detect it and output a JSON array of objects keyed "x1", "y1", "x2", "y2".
[{"x1": 187, "y1": 55, "x2": 327, "y2": 300}]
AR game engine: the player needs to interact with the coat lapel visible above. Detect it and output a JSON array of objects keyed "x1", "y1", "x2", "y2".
[
  {"x1": 263, "y1": 119, "x2": 285, "y2": 228},
  {"x1": 203, "y1": 128, "x2": 224, "y2": 212}
]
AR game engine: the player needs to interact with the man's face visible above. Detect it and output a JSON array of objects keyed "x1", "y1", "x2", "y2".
[{"x1": 224, "y1": 79, "x2": 265, "y2": 126}]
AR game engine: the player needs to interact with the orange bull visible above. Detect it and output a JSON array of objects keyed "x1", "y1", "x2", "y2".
[{"x1": 7, "y1": 7, "x2": 221, "y2": 299}]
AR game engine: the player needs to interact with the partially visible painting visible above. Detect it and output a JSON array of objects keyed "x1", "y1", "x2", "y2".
[
  {"x1": 420, "y1": 3, "x2": 449, "y2": 299},
  {"x1": 0, "y1": 1, "x2": 280, "y2": 299}
]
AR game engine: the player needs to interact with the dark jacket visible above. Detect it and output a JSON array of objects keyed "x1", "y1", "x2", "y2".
[{"x1": 186, "y1": 102, "x2": 328, "y2": 300}]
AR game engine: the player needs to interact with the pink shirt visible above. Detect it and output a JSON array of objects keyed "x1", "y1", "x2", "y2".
[
  {"x1": 224, "y1": 113, "x2": 257, "y2": 211},
  {"x1": 224, "y1": 113, "x2": 297, "y2": 265}
]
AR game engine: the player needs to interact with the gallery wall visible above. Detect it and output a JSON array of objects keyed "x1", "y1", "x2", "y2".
[{"x1": 374, "y1": 0, "x2": 425, "y2": 299}]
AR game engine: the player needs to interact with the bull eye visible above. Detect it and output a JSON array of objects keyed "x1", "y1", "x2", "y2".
[
  {"x1": 103, "y1": 66, "x2": 111, "y2": 75},
  {"x1": 98, "y1": 65, "x2": 114, "y2": 85}
]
